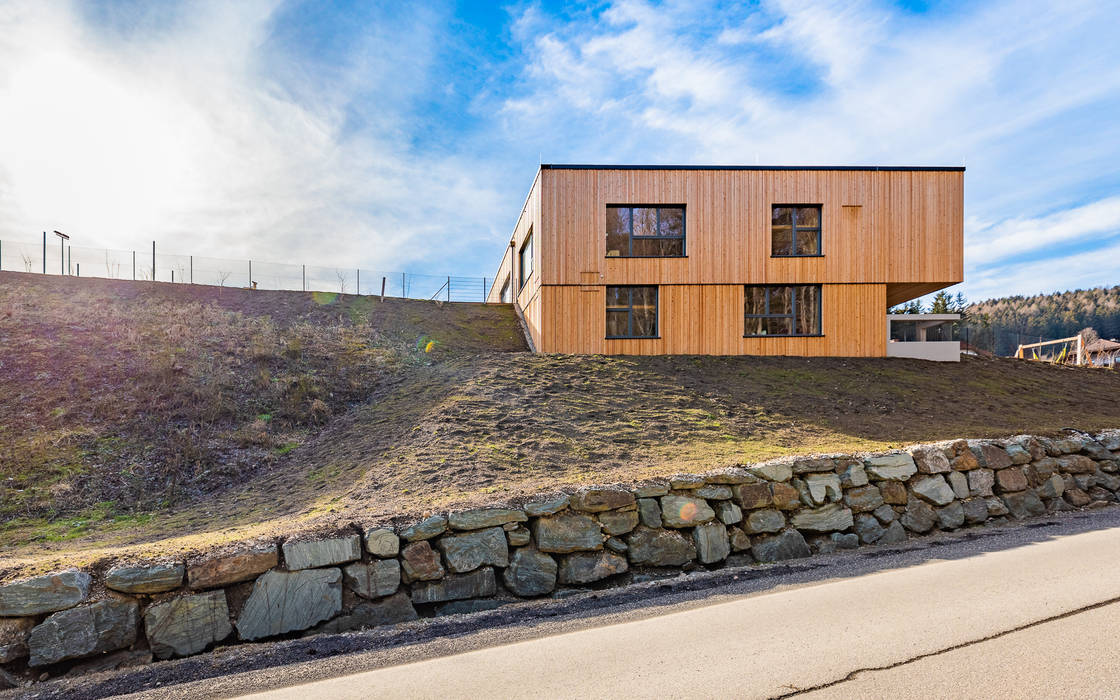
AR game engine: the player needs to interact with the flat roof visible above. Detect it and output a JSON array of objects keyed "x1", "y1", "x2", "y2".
[{"x1": 541, "y1": 164, "x2": 965, "y2": 172}]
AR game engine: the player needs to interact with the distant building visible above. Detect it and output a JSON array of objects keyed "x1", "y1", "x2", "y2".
[
  {"x1": 488, "y1": 165, "x2": 964, "y2": 360},
  {"x1": 1086, "y1": 338, "x2": 1120, "y2": 367}
]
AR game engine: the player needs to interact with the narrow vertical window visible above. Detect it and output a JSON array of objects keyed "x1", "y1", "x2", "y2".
[
  {"x1": 771, "y1": 205, "x2": 822, "y2": 257},
  {"x1": 499, "y1": 276, "x2": 511, "y2": 303},
  {"x1": 606, "y1": 286, "x2": 658, "y2": 338},
  {"x1": 519, "y1": 229, "x2": 533, "y2": 288},
  {"x1": 744, "y1": 285, "x2": 822, "y2": 336}
]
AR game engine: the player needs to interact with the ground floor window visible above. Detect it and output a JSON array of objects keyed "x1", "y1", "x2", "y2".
[
  {"x1": 606, "y1": 286, "x2": 658, "y2": 338},
  {"x1": 744, "y1": 285, "x2": 822, "y2": 336}
]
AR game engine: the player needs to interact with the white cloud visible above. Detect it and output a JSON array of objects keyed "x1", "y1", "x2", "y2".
[
  {"x1": 0, "y1": 0, "x2": 507, "y2": 274},
  {"x1": 965, "y1": 196, "x2": 1120, "y2": 267},
  {"x1": 966, "y1": 237, "x2": 1120, "y2": 301},
  {"x1": 502, "y1": 0, "x2": 1120, "y2": 299}
]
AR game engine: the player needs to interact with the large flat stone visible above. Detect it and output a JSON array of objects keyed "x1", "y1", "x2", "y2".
[
  {"x1": 791, "y1": 457, "x2": 836, "y2": 474},
  {"x1": 1057, "y1": 455, "x2": 1097, "y2": 474},
  {"x1": 771, "y1": 482, "x2": 802, "y2": 510},
  {"x1": 400, "y1": 541, "x2": 445, "y2": 583},
  {"x1": 626, "y1": 527, "x2": 697, "y2": 566},
  {"x1": 961, "y1": 497, "x2": 990, "y2": 524},
  {"x1": 804, "y1": 473, "x2": 842, "y2": 504},
  {"x1": 660, "y1": 495, "x2": 716, "y2": 528},
  {"x1": 995, "y1": 467, "x2": 1029, "y2": 493},
  {"x1": 968, "y1": 469, "x2": 995, "y2": 497},
  {"x1": 790, "y1": 504, "x2": 854, "y2": 533},
  {"x1": 715, "y1": 501, "x2": 742, "y2": 525},
  {"x1": 400, "y1": 515, "x2": 448, "y2": 541},
  {"x1": 747, "y1": 462, "x2": 793, "y2": 482},
  {"x1": 752, "y1": 529, "x2": 811, "y2": 563},
  {"x1": 235, "y1": 568, "x2": 342, "y2": 641},
  {"x1": 854, "y1": 513, "x2": 885, "y2": 544},
  {"x1": 843, "y1": 485, "x2": 884, "y2": 512},
  {"x1": 947, "y1": 471, "x2": 970, "y2": 500},
  {"x1": 937, "y1": 501, "x2": 965, "y2": 530},
  {"x1": 503, "y1": 548, "x2": 557, "y2": 597},
  {"x1": 342, "y1": 560, "x2": 400, "y2": 599},
  {"x1": 0, "y1": 569, "x2": 91, "y2": 616},
  {"x1": 637, "y1": 498, "x2": 663, "y2": 528},
  {"x1": 532, "y1": 513, "x2": 605, "y2": 553},
  {"x1": 879, "y1": 481, "x2": 909, "y2": 505},
  {"x1": 28, "y1": 598, "x2": 138, "y2": 667},
  {"x1": 973, "y1": 444, "x2": 1013, "y2": 470},
  {"x1": 570, "y1": 487, "x2": 635, "y2": 512},
  {"x1": 523, "y1": 495, "x2": 570, "y2": 517},
  {"x1": 314, "y1": 591, "x2": 418, "y2": 634},
  {"x1": 734, "y1": 483, "x2": 773, "y2": 509},
  {"x1": 437, "y1": 527, "x2": 509, "y2": 573},
  {"x1": 693, "y1": 522, "x2": 730, "y2": 564},
  {"x1": 188, "y1": 545, "x2": 278, "y2": 589},
  {"x1": 410, "y1": 568, "x2": 496, "y2": 604},
  {"x1": 282, "y1": 535, "x2": 361, "y2": 570},
  {"x1": 0, "y1": 618, "x2": 34, "y2": 663},
  {"x1": 448, "y1": 508, "x2": 527, "y2": 530},
  {"x1": 1002, "y1": 490, "x2": 1045, "y2": 519},
  {"x1": 837, "y1": 460, "x2": 869, "y2": 488},
  {"x1": 143, "y1": 591, "x2": 231, "y2": 659},
  {"x1": 900, "y1": 499, "x2": 937, "y2": 533},
  {"x1": 363, "y1": 528, "x2": 400, "y2": 558},
  {"x1": 911, "y1": 447, "x2": 951, "y2": 474},
  {"x1": 105, "y1": 563, "x2": 185, "y2": 594},
  {"x1": 865, "y1": 453, "x2": 918, "y2": 481},
  {"x1": 598, "y1": 509, "x2": 640, "y2": 536},
  {"x1": 745, "y1": 508, "x2": 785, "y2": 534},
  {"x1": 558, "y1": 551, "x2": 629, "y2": 584},
  {"x1": 910, "y1": 474, "x2": 956, "y2": 506}
]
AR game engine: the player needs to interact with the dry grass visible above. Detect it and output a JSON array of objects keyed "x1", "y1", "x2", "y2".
[{"x1": 2, "y1": 271, "x2": 1119, "y2": 578}]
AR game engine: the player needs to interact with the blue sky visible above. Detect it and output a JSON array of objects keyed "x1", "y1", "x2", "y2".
[{"x1": 1, "y1": 0, "x2": 1118, "y2": 301}]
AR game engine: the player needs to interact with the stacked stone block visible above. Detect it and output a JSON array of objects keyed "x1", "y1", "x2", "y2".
[{"x1": 2, "y1": 430, "x2": 1119, "y2": 683}]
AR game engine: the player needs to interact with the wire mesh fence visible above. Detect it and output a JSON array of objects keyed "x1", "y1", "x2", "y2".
[{"x1": 0, "y1": 237, "x2": 491, "y2": 302}]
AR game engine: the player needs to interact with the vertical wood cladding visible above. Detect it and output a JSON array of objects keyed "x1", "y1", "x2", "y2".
[
  {"x1": 538, "y1": 283, "x2": 887, "y2": 356},
  {"x1": 538, "y1": 168, "x2": 963, "y2": 288},
  {"x1": 492, "y1": 166, "x2": 961, "y2": 356}
]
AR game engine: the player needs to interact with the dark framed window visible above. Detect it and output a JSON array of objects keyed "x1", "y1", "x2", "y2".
[
  {"x1": 606, "y1": 206, "x2": 685, "y2": 257},
  {"x1": 499, "y1": 276, "x2": 511, "y2": 303},
  {"x1": 606, "y1": 286, "x2": 658, "y2": 338},
  {"x1": 744, "y1": 285, "x2": 822, "y2": 337},
  {"x1": 771, "y1": 205, "x2": 822, "y2": 257},
  {"x1": 519, "y1": 229, "x2": 533, "y2": 288}
]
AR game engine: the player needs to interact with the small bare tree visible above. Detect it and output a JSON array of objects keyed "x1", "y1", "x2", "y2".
[
  {"x1": 335, "y1": 269, "x2": 349, "y2": 294},
  {"x1": 21, "y1": 253, "x2": 33, "y2": 272},
  {"x1": 216, "y1": 270, "x2": 232, "y2": 287}
]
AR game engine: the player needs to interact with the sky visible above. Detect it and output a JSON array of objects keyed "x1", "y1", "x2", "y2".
[{"x1": 0, "y1": 0, "x2": 1118, "y2": 302}]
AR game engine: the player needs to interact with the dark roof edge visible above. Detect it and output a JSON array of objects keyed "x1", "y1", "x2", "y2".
[{"x1": 541, "y1": 164, "x2": 966, "y2": 172}]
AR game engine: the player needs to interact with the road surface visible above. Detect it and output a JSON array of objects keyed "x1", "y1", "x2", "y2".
[{"x1": 216, "y1": 515, "x2": 1120, "y2": 699}]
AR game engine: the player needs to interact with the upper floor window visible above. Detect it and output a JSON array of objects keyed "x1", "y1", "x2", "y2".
[
  {"x1": 499, "y1": 276, "x2": 511, "y2": 303},
  {"x1": 606, "y1": 286, "x2": 658, "y2": 338},
  {"x1": 772, "y1": 205, "x2": 822, "y2": 257},
  {"x1": 606, "y1": 206, "x2": 685, "y2": 258},
  {"x1": 519, "y1": 229, "x2": 533, "y2": 288},
  {"x1": 744, "y1": 284, "x2": 822, "y2": 337}
]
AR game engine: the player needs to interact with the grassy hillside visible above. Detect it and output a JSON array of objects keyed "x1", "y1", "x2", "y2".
[{"x1": 3, "y1": 271, "x2": 1120, "y2": 575}]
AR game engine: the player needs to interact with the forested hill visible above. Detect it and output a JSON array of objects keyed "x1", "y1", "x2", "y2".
[{"x1": 968, "y1": 285, "x2": 1120, "y2": 355}]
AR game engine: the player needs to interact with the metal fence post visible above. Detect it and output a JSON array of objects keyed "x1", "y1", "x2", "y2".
[
  {"x1": 447, "y1": 276, "x2": 451, "y2": 302},
  {"x1": 483, "y1": 277, "x2": 487, "y2": 302},
  {"x1": 132, "y1": 251, "x2": 136, "y2": 280},
  {"x1": 402, "y1": 272, "x2": 406, "y2": 298},
  {"x1": 42, "y1": 231, "x2": 46, "y2": 274},
  {"x1": 248, "y1": 260, "x2": 252, "y2": 287},
  {"x1": 356, "y1": 269, "x2": 360, "y2": 295},
  {"x1": 190, "y1": 255, "x2": 193, "y2": 284},
  {"x1": 302, "y1": 264, "x2": 306, "y2": 291},
  {"x1": 152, "y1": 241, "x2": 156, "y2": 281}
]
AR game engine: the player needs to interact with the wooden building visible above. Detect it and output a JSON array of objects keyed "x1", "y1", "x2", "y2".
[{"x1": 487, "y1": 165, "x2": 964, "y2": 357}]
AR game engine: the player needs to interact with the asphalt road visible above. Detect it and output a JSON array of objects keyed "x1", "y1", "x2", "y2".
[
  {"x1": 233, "y1": 519, "x2": 1120, "y2": 699},
  {"x1": 19, "y1": 508, "x2": 1120, "y2": 699}
]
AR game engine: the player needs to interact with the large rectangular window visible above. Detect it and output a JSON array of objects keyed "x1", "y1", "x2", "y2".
[
  {"x1": 519, "y1": 230, "x2": 533, "y2": 288},
  {"x1": 744, "y1": 285, "x2": 822, "y2": 337},
  {"x1": 771, "y1": 205, "x2": 822, "y2": 257},
  {"x1": 606, "y1": 286, "x2": 658, "y2": 338},
  {"x1": 606, "y1": 206, "x2": 685, "y2": 257}
]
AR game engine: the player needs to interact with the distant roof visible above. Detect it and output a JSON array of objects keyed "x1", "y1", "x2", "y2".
[
  {"x1": 1086, "y1": 338, "x2": 1120, "y2": 353},
  {"x1": 541, "y1": 164, "x2": 966, "y2": 172}
]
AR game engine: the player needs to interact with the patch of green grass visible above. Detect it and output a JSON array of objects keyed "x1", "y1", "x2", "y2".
[{"x1": 273, "y1": 441, "x2": 298, "y2": 456}]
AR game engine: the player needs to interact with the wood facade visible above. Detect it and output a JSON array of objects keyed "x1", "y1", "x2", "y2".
[{"x1": 488, "y1": 166, "x2": 964, "y2": 356}]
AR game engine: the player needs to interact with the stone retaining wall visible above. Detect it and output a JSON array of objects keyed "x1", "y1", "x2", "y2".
[{"x1": 3, "y1": 430, "x2": 1120, "y2": 685}]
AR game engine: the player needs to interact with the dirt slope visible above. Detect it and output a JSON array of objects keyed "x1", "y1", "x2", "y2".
[{"x1": 2, "y1": 271, "x2": 1119, "y2": 576}]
